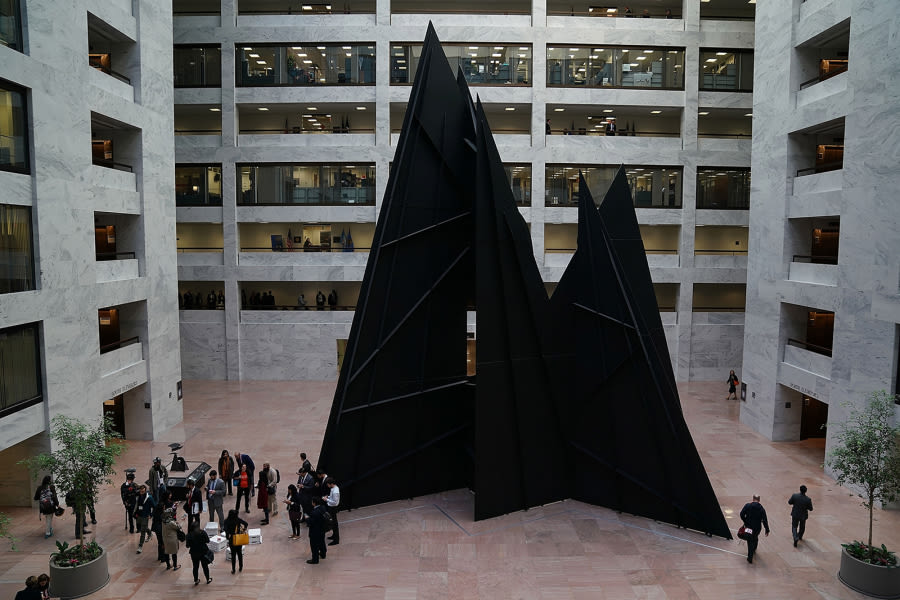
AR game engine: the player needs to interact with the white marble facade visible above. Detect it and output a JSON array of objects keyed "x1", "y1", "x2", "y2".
[
  {"x1": 740, "y1": 0, "x2": 900, "y2": 450},
  {"x1": 0, "y1": 1, "x2": 182, "y2": 502},
  {"x1": 174, "y1": 0, "x2": 753, "y2": 382}
]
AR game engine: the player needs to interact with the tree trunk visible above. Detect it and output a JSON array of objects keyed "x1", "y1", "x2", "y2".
[{"x1": 868, "y1": 493, "x2": 874, "y2": 563}]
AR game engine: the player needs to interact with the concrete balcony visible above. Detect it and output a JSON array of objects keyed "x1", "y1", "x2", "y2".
[
  {"x1": 176, "y1": 206, "x2": 223, "y2": 222},
  {"x1": 238, "y1": 250, "x2": 369, "y2": 267},
  {"x1": 175, "y1": 134, "x2": 223, "y2": 149},
  {"x1": 173, "y1": 15, "x2": 221, "y2": 32},
  {"x1": 87, "y1": 64, "x2": 134, "y2": 103},
  {"x1": 782, "y1": 343, "x2": 832, "y2": 379},
  {"x1": 697, "y1": 138, "x2": 752, "y2": 153},
  {"x1": 792, "y1": 168, "x2": 842, "y2": 195},
  {"x1": 235, "y1": 13, "x2": 375, "y2": 28},
  {"x1": 788, "y1": 261, "x2": 838, "y2": 286},
  {"x1": 237, "y1": 133, "x2": 376, "y2": 148},
  {"x1": 96, "y1": 258, "x2": 139, "y2": 282},
  {"x1": 87, "y1": 164, "x2": 136, "y2": 193},
  {"x1": 178, "y1": 251, "x2": 224, "y2": 267},
  {"x1": 99, "y1": 340, "x2": 144, "y2": 379},
  {"x1": 797, "y1": 70, "x2": 847, "y2": 108},
  {"x1": 694, "y1": 253, "x2": 748, "y2": 269},
  {"x1": 390, "y1": 13, "x2": 531, "y2": 28},
  {"x1": 546, "y1": 15, "x2": 684, "y2": 31}
]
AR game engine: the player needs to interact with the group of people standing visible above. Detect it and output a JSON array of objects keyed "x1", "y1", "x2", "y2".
[{"x1": 13, "y1": 573, "x2": 52, "y2": 600}]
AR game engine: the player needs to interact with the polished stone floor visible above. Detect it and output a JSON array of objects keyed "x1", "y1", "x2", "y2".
[{"x1": 2, "y1": 380, "x2": 898, "y2": 599}]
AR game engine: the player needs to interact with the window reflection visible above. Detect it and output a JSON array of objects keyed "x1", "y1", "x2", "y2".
[
  {"x1": 0, "y1": 0, "x2": 22, "y2": 52},
  {"x1": 545, "y1": 165, "x2": 682, "y2": 208},
  {"x1": 174, "y1": 46, "x2": 222, "y2": 87},
  {"x1": 238, "y1": 44, "x2": 375, "y2": 86},
  {"x1": 699, "y1": 49, "x2": 753, "y2": 91},
  {"x1": 391, "y1": 44, "x2": 532, "y2": 85},
  {"x1": 696, "y1": 168, "x2": 750, "y2": 209},
  {"x1": 238, "y1": 164, "x2": 375, "y2": 205},
  {"x1": 547, "y1": 46, "x2": 684, "y2": 89},
  {"x1": 0, "y1": 80, "x2": 28, "y2": 173},
  {"x1": 176, "y1": 165, "x2": 223, "y2": 206}
]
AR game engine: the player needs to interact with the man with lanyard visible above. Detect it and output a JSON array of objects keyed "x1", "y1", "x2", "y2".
[
  {"x1": 207, "y1": 470, "x2": 226, "y2": 531},
  {"x1": 323, "y1": 477, "x2": 340, "y2": 545},
  {"x1": 184, "y1": 479, "x2": 203, "y2": 529},
  {"x1": 120, "y1": 470, "x2": 138, "y2": 533}
]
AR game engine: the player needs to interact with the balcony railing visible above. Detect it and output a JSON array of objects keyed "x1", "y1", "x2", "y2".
[
  {"x1": 93, "y1": 159, "x2": 133, "y2": 172},
  {"x1": 97, "y1": 251, "x2": 136, "y2": 261},
  {"x1": 100, "y1": 335, "x2": 140, "y2": 355},
  {"x1": 177, "y1": 247, "x2": 224, "y2": 252},
  {"x1": 799, "y1": 62, "x2": 848, "y2": 90},
  {"x1": 695, "y1": 249, "x2": 748, "y2": 256},
  {"x1": 792, "y1": 254, "x2": 838, "y2": 265},
  {"x1": 796, "y1": 161, "x2": 842, "y2": 177},
  {"x1": 787, "y1": 337, "x2": 832, "y2": 357},
  {"x1": 242, "y1": 303, "x2": 356, "y2": 310},
  {"x1": 546, "y1": 247, "x2": 678, "y2": 254},
  {"x1": 240, "y1": 246, "x2": 370, "y2": 252}
]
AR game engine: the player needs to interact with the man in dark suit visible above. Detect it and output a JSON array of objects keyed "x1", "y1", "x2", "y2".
[
  {"x1": 184, "y1": 479, "x2": 203, "y2": 528},
  {"x1": 306, "y1": 496, "x2": 329, "y2": 564},
  {"x1": 297, "y1": 467, "x2": 316, "y2": 521},
  {"x1": 739, "y1": 494, "x2": 770, "y2": 563},
  {"x1": 788, "y1": 485, "x2": 813, "y2": 547}
]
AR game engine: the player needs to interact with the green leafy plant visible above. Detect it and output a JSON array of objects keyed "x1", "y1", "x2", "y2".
[
  {"x1": 50, "y1": 539, "x2": 103, "y2": 568},
  {"x1": 0, "y1": 511, "x2": 17, "y2": 551},
  {"x1": 826, "y1": 390, "x2": 900, "y2": 564},
  {"x1": 19, "y1": 415, "x2": 125, "y2": 549},
  {"x1": 842, "y1": 541, "x2": 898, "y2": 567}
]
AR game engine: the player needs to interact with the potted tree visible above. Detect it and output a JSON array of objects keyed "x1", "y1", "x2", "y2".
[
  {"x1": 827, "y1": 390, "x2": 900, "y2": 599},
  {"x1": 20, "y1": 415, "x2": 125, "y2": 599}
]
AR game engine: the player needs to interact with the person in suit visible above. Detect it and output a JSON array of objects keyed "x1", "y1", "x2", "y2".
[
  {"x1": 788, "y1": 485, "x2": 813, "y2": 547},
  {"x1": 134, "y1": 484, "x2": 156, "y2": 554},
  {"x1": 297, "y1": 467, "x2": 316, "y2": 520},
  {"x1": 306, "y1": 496, "x2": 329, "y2": 564},
  {"x1": 299, "y1": 452, "x2": 313, "y2": 476},
  {"x1": 183, "y1": 479, "x2": 203, "y2": 529},
  {"x1": 323, "y1": 477, "x2": 340, "y2": 545},
  {"x1": 206, "y1": 470, "x2": 226, "y2": 531},
  {"x1": 218, "y1": 450, "x2": 235, "y2": 496},
  {"x1": 739, "y1": 494, "x2": 770, "y2": 563}
]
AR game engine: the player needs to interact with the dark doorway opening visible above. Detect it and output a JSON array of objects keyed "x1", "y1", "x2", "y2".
[
  {"x1": 800, "y1": 395, "x2": 828, "y2": 440},
  {"x1": 103, "y1": 394, "x2": 125, "y2": 439}
]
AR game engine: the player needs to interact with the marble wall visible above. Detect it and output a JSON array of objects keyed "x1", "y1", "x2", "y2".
[
  {"x1": 0, "y1": 1, "x2": 181, "y2": 503},
  {"x1": 741, "y1": 0, "x2": 900, "y2": 448}
]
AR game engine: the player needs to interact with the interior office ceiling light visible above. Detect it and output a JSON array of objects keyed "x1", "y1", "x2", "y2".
[
  {"x1": 716, "y1": 52, "x2": 728, "y2": 56},
  {"x1": 554, "y1": 108, "x2": 565, "y2": 112},
  {"x1": 258, "y1": 107, "x2": 269, "y2": 111},
  {"x1": 356, "y1": 106, "x2": 366, "y2": 110},
  {"x1": 249, "y1": 53, "x2": 260, "y2": 58},
  {"x1": 651, "y1": 110, "x2": 661, "y2": 114},
  {"x1": 306, "y1": 107, "x2": 317, "y2": 110},
  {"x1": 256, "y1": 60, "x2": 267, "y2": 64},
  {"x1": 209, "y1": 108, "x2": 221, "y2": 112},
  {"x1": 698, "y1": 111, "x2": 709, "y2": 115},
  {"x1": 505, "y1": 107, "x2": 516, "y2": 111}
]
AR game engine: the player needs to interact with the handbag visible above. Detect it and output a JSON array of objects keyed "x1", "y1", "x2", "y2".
[
  {"x1": 54, "y1": 507, "x2": 65, "y2": 517},
  {"x1": 176, "y1": 527, "x2": 186, "y2": 542},
  {"x1": 232, "y1": 532, "x2": 249, "y2": 546},
  {"x1": 204, "y1": 548, "x2": 215, "y2": 564},
  {"x1": 737, "y1": 525, "x2": 753, "y2": 540}
]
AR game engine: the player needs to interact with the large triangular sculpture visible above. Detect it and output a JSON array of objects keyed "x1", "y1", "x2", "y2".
[
  {"x1": 545, "y1": 172, "x2": 732, "y2": 539},
  {"x1": 318, "y1": 24, "x2": 731, "y2": 538}
]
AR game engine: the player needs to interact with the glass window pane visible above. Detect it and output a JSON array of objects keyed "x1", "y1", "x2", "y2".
[
  {"x1": 696, "y1": 168, "x2": 751, "y2": 209},
  {"x1": 545, "y1": 165, "x2": 682, "y2": 207},
  {"x1": 700, "y1": 49, "x2": 753, "y2": 91},
  {"x1": 238, "y1": 44, "x2": 376, "y2": 86},
  {"x1": 238, "y1": 163, "x2": 376, "y2": 205},
  {"x1": 0, "y1": 323, "x2": 41, "y2": 411},
  {"x1": 0, "y1": 0, "x2": 22, "y2": 52},
  {"x1": 0, "y1": 204, "x2": 34, "y2": 292},
  {"x1": 0, "y1": 81, "x2": 29, "y2": 172},
  {"x1": 174, "y1": 46, "x2": 222, "y2": 87},
  {"x1": 176, "y1": 165, "x2": 223, "y2": 206},
  {"x1": 548, "y1": 46, "x2": 683, "y2": 89}
]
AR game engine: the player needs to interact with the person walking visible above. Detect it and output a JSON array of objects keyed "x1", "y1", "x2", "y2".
[
  {"x1": 788, "y1": 485, "x2": 813, "y2": 547},
  {"x1": 739, "y1": 494, "x2": 770, "y2": 563},
  {"x1": 161, "y1": 508, "x2": 182, "y2": 571},
  {"x1": 186, "y1": 522, "x2": 212, "y2": 585},
  {"x1": 235, "y1": 464, "x2": 252, "y2": 513},
  {"x1": 218, "y1": 451, "x2": 235, "y2": 496},
  {"x1": 223, "y1": 509, "x2": 248, "y2": 574},
  {"x1": 148, "y1": 457, "x2": 168, "y2": 501},
  {"x1": 306, "y1": 496, "x2": 329, "y2": 564},
  {"x1": 257, "y1": 466, "x2": 271, "y2": 525},
  {"x1": 285, "y1": 484, "x2": 304, "y2": 539},
  {"x1": 324, "y1": 477, "x2": 340, "y2": 545},
  {"x1": 726, "y1": 369, "x2": 739, "y2": 400},
  {"x1": 134, "y1": 484, "x2": 156, "y2": 554},
  {"x1": 120, "y1": 472, "x2": 138, "y2": 533},
  {"x1": 34, "y1": 476, "x2": 59, "y2": 539},
  {"x1": 207, "y1": 470, "x2": 226, "y2": 530}
]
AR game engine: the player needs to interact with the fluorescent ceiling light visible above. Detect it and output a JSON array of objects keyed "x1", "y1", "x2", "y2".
[
  {"x1": 698, "y1": 111, "x2": 709, "y2": 115},
  {"x1": 636, "y1": 56, "x2": 647, "y2": 60},
  {"x1": 317, "y1": 46, "x2": 326, "y2": 50},
  {"x1": 249, "y1": 53, "x2": 259, "y2": 58},
  {"x1": 643, "y1": 50, "x2": 654, "y2": 54},
  {"x1": 256, "y1": 60, "x2": 267, "y2": 64},
  {"x1": 303, "y1": 60, "x2": 312, "y2": 64},
  {"x1": 606, "y1": 7, "x2": 616, "y2": 12},
  {"x1": 603, "y1": 109, "x2": 613, "y2": 113},
  {"x1": 492, "y1": 53, "x2": 502, "y2": 57},
  {"x1": 258, "y1": 107, "x2": 269, "y2": 111},
  {"x1": 554, "y1": 108, "x2": 565, "y2": 112},
  {"x1": 291, "y1": 47, "x2": 303, "y2": 50},
  {"x1": 469, "y1": 46, "x2": 479, "y2": 50},
  {"x1": 209, "y1": 108, "x2": 221, "y2": 112},
  {"x1": 745, "y1": 113, "x2": 753, "y2": 117},
  {"x1": 706, "y1": 58, "x2": 718, "y2": 63},
  {"x1": 243, "y1": 47, "x2": 252, "y2": 50},
  {"x1": 651, "y1": 110, "x2": 661, "y2": 114},
  {"x1": 302, "y1": 5, "x2": 312, "y2": 10},
  {"x1": 356, "y1": 106, "x2": 366, "y2": 110},
  {"x1": 569, "y1": 48, "x2": 578, "y2": 52},
  {"x1": 342, "y1": 46, "x2": 351, "y2": 50},
  {"x1": 494, "y1": 47, "x2": 503, "y2": 50},
  {"x1": 505, "y1": 107, "x2": 515, "y2": 111},
  {"x1": 519, "y1": 47, "x2": 528, "y2": 50},
  {"x1": 716, "y1": 52, "x2": 728, "y2": 56},
  {"x1": 306, "y1": 107, "x2": 317, "y2": 110}
]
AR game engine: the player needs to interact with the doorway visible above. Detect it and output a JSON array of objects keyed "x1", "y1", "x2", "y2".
[
  {"x1": 800, "y1": 395, "x2": 828, "y2": 440},
  {"x1": 103, "y1": 395, "x2": 125, "y2": 439}
]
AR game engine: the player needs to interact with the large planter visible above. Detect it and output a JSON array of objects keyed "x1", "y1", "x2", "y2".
[
  {"x1": 839, "y1": 547, "x2": 900, "y2": 599},
  {"x1": 49, "y1": 547, "x2": 110, "y2": 599}
]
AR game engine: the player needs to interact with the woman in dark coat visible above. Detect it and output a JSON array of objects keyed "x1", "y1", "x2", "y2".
[
  {"x1": 256, "y1": 469, "x2": 270, "y2": 524},
  {"x1": 219, "y1": 450, "x2": 235, "y2": 496},
  {"x1": 185, "y1": 522, "x2": 212, "y2": 585},
  {"x1": 726, "y1": 369, "x2": 739, "y2": 400},
  {"x1": 222, "y1": 509, "x2": 248, "y2": 574},
  {"x1": 284, "y1": 484, "x2": 304, "y2": 539}
]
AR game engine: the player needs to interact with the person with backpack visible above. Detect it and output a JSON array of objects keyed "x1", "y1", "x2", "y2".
[
  {"x1": 120, "y1": 472, "x2": 138, "y2": 533},
  {"x1": 33, "y1": 476, "x2": 59, "y2": 539},
  {"x1": 306, "y1": 496, "x2": 330, "y2": 564}
]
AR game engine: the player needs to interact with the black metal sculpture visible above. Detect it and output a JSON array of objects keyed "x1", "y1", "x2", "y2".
[
  {"x1": 546, "y1": 172, "x2": 732, "y2": 539},
  {"x1": 317, "y1": 24, "x2": 731, "y2": 539}
]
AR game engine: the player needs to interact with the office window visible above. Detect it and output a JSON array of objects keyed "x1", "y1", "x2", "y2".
[
  {"x1": 699, "y1": 49, "x2": 753, "y2": 92},
  {"x1": 545, "y1": 165, "x2": 682, "y2": 208},
  {"x1": 238, "y1": 163, "x2": 375, "y2": 205},
  {"x1": 547, "y1": 46, "x2": 684, "y2": 89},
  {"x1": 391, "y1": 44, "x2": 532, "y2": 85},
  {"x1": 696, "y1": 168, "x2": 750, "y2": 209},
  {"x1": 0, "y1": 0, "x2": 22, "y2": 52},
  {"x1": 0, "y1": 79, "x2": 29, "y2": 173},
  {"x1": 176, "y1": 165, "x2": 223, "y2": 206},
  {"x1": 237, "y1": 44, "x2": 375, "y2": 86},
  {"x1": 174, "y1": 45, "x2": 222, "y2": 87},
  {"x1": 0, "y1": 323, "x2": 42, "y2": 416},
  {"x1": 0, "y1": 204, "x2": 34, "y2": 292}
]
